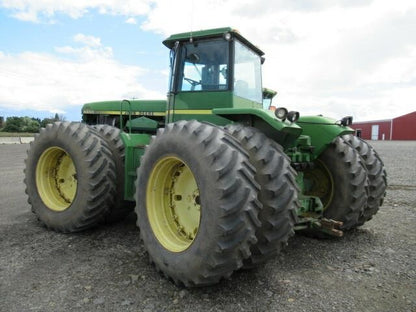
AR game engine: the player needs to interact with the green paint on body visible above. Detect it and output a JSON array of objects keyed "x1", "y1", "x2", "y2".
[
  {"x1": 296, "y1": 115, "x2": 354, "y2": 156},
  {"x1": 120, "y1": 132, "x2": 151, "y2": 201}
]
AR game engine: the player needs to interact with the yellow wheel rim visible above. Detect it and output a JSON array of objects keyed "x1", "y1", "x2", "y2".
[
  {"x1": 146, "y1": 156, "x2": 201, "y2": 253},
  {"x1": 36, "y1": 147, "x2": 77, "y2": 212},
  {"x1": 304, "y1": 159, "x2": 334, "y2": 210}
]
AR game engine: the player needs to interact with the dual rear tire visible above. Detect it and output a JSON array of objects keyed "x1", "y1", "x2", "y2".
[
  {"x1": 135, "y1": 121, "x2": 301, "y2": 285},
  {"x1": 24, "y1": 122, "x2": 133, "y2": 232},
  {"x1": 89, "y1": 125, "x2": 134, "y2": 223},
  {"x1": 24, "y1": 122, "x2": 117, "y2": 232},
  {"x1": 224, "y1": 124, "x2": 299, "y2": 267}
]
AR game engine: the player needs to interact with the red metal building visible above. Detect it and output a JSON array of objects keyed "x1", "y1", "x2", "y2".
[{"x1": 350, "y1": 111, "x2": 416, "y2": 140}]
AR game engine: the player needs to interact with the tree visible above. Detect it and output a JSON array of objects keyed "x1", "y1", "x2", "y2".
[
  {"x1": 1, "y1": 114, "x2": 66, "y2": 133},
  {"x1": 2, "y1": 117, "x2": 20, "y2": 132},
  {"x1": 41, "y1": 114, "x2": 65, "y2": 128},
  {"x1": 2, "y1": 116, "x2": 40, "y2": 133},
  {"x1": 21, "y1": 117, "x2": 40, "y2": 133},
  {"x1": 40, "y1": 117, "x2": 56, "y2": 128}
]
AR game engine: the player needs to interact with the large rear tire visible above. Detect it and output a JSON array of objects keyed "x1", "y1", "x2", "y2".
[
  {"x1": 304, "y1": 137, "x2": 368, "y2": 230},
  {"x1": 24, "y1": 122, "x2": 116, "y2": 233},
  {"x1": 136, "y1": 120, "x2": 260, "y2": 286},
  {"x1": 90, "y1": 125, "x2": 134, "y2": 223},
  {"x1": 342, "y1": 135, "x2": 387, "y2": 225},
  {"x1": 225, "y1": 124, "x2": 298, "y2": 267}
]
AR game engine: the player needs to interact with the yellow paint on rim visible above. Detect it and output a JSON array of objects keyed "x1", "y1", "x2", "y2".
[
  {"x1": 304, "y1": 159, "x2": 334, "y2": 210},
  {"x1": 36, "y1": 147, "x2": 77, "y2": 212},
  {"x1": 146, "y1": 156, "x2": 201, "y2": 253}
]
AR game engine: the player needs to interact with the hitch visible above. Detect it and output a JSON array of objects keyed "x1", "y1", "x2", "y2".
[
  {"x1": 294, "y1": 217, "x2": 344, "y2": 237},
  {"x1": 295, "y1": 195, "x2": 343, "y2": 237},
  {"x1": 313, "y1": 218, "x2": 343, "y2": 237}
]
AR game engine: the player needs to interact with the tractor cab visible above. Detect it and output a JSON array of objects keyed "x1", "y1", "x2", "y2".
[{"x1": 163, "y1": 27, "x2": 265, "y2": 123}]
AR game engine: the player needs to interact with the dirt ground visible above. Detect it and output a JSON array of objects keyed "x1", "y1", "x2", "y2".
[{"x1": 0, "y1": 141, "x2": 415, "y2": 312}]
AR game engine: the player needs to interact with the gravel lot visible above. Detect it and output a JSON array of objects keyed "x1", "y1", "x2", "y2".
[{"x1": 0, "y1": 141, "x2": 415, "y2": 312}]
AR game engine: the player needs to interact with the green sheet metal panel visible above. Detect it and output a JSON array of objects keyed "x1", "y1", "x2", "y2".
[
  {"x1": 297, "y1": 115, "x2": 354, "y2": 156},
  {"x1": 120, "y1": 132, "x2": 151, "y2": 201}
]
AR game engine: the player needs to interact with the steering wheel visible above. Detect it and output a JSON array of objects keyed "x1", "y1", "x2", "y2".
[{"x1": 184, "y1": 77, "x2": 201, "y2": 90}]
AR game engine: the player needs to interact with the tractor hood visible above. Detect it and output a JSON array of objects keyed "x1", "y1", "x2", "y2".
[
  {"x1": 297, "y1": 115, "x2": 346, "y2": 125},
  {"x1": 296, "y1": 115, "x2": 355, "y2": 156},
  {"x1": 82, "y1": 100, "x2": 166, "y2": 116}
]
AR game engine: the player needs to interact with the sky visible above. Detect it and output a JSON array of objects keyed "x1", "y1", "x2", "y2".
[{"x1": 0, "y1": 0, "x2": 415, "y2": 122}]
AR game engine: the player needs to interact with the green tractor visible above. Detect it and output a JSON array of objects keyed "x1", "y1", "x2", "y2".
[{"x1": 24, "y1": 27, "x2": 387, "y2": 286}]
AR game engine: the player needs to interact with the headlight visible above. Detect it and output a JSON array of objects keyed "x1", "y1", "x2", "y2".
[
  {"x1": 339, "y1": 116, "x2": 353, "y2": 126},
  {"x1": 287, "y1": 111, "x2": 300, "y2": 123},
  {"x1": 275, "y1": 107, "x2": 288, "y2": 120}
]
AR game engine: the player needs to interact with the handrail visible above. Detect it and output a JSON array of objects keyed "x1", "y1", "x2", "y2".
[{"x1": 120, "y1": 99, "x2": 132, "y2": 134}]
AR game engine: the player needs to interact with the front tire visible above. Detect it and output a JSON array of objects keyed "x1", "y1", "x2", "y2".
[
  {"x1": 24, "y1": 122, "x2": 116, "y2": 233},
  {"x1": 136, "y1": 120, "x2": 260, "y2": 286},
  {"x1": 304, "y1": 137, "x2": 368, "y2": 230},
  {"x1": 342, "y1": 135, "x2": 387, "y2": 225}
]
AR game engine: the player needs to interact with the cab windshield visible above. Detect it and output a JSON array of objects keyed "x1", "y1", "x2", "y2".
[{"x1": 178, "y1": 39, "x2": 229, "y2": 92}]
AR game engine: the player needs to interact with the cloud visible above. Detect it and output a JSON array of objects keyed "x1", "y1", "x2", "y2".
[
  {"x1": 11, "y1": 9, "x2": 38, "y2": 22},
  {"x1": 125, "y1": 17, "x2": 137, "y2": 24},
  {"x1": 54, "y1": 34, "x2": 113, "y2": 60},
  {"x1": 73, "y1": 34, "x2": 102, "y2": 47},
  {"x1": 233, "y1": 0, "x2": 374, "y2": 17},
  {"x1": 0, "y1": 34, "x2": 164, "y2": 115},
  {"x1": 0, "y1": 0, "x2": 152, "y2": 22}
]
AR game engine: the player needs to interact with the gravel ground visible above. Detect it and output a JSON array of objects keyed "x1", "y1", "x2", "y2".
[{"x1": 0, "y1": 141, "x2": 415, "y2": 312}]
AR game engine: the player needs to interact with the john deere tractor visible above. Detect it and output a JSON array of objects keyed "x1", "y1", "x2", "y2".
[{"x1": 24, "y1": 27, "x2": 387, "y2": 286}]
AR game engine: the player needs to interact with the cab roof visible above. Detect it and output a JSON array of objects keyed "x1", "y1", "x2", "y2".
[{"x1": 163, "y1": 27, "x2": 264, "y2": 56}]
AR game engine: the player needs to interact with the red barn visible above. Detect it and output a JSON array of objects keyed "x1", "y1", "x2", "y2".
[{"x1": 350, "y1": 111, "x2": 416, "y2": 140}]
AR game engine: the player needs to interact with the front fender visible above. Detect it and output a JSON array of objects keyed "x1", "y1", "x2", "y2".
[
  {"x1": 213, "y1": 107, "x2": 303, "y2": 147},
  {"x1": 296, "y1": 116, "x2": 354, "y2": 157}
]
